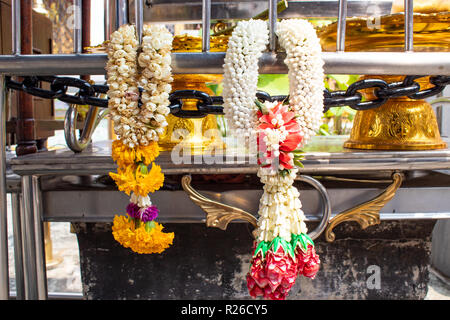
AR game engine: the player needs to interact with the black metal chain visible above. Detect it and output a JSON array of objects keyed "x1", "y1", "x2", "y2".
[{"x1": 5, "y1": 75, "x2": 450, "y2": 118}]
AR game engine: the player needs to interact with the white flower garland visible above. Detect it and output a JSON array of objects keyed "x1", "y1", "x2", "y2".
[
  {"x1": 106, "y1": 25, "x2": 140, "y2": 148},
  {"x1": 107, "y1": 24, "x2": 173, "y2": 148},
  {"x1": 222, "y1": 19, "x2": 269, "y2": 137},
  {"x1": 222, "y1": 19, "x2": 324, "y2": 244},
  {"x1": 276, "y1": 19, "x2": 325, "y2": 145},
  {"x1": 256, "y1": 167, "x2": 308, "y2": 243},
  {"x1": 255, "y1": 19, "x2": 323, "y2": 243},
  {"x1": 138, "y1": 24, "x2": 173, "y2": 144}
]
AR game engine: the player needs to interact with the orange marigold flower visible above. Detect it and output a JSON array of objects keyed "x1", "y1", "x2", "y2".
[
  {"x1": 112, "y1": 140, "x2": 160, "y2": 168},
  {"x1": 109, "y1": 163, "x2": 165, "y2": 196},
  {"x1": 134, "y1": 163, "x2": 165, "y2": 196},
  {"x1": 132, "y1": 222, "x2": 174, "y2": 254},
  {"x1": 112, "y1": 215, "x2": 174, "y2": 254},
  {"x1": 109, "y1": 164, "x2": 139, "y2": 196},
  {"x1": 135, "y1": 141, "x2": 160, "y2": 166}
]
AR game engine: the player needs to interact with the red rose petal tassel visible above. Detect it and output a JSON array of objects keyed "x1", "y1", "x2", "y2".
[{"x1": 247, "y1": 234, "x2": 320, "y2": 300}]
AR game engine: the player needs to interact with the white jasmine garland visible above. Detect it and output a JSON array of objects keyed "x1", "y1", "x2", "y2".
[
  {"x1": 107, "y1": 24, "x2": 141, "y2": 148},
  {"x1": 252, "y1": 20, "x2": 326, "y2": 243},
  {"x1": 106, "y1": 24, "x2": 173, "y2": 148},
  {"x1": 222, "y1": 19, "x2": 269, "y2": 138},
  {"x1": 256, "y1": 167, "x2": 307, "y2": 243},
  {"x1": 276, "y1": 19, "x2": 325, "y2": 146},
  {"x1": 138, "y1": 24, "x2": 173, "y2": 144}
]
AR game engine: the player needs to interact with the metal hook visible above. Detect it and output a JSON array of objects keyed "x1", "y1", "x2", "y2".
[
  {"x1": 294, "y1": 175, "x2": 332, "y2": 241},
  {"x1": 64, "y1": 99, "x2": 109, "y2": 153}
]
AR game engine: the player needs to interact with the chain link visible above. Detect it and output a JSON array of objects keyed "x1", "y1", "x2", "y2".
[{"x1": 5, "y1": 75, "x2": 450, "y2": 118}]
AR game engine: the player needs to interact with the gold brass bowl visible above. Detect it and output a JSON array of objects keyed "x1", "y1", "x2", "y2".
[
  {"x1": 344, "y1": 75, "x2": 447, "y2": 150},
  {"x1": 318, "y1": 12, "x2": 450, "y2": 52},
  {"x1": 158, "y1": 73, "x2": 225, "y2": 152},
  {"x1": 318, "y1": 12, "x2": 449, "y2": 150},
  {"x1": 158, "y1": 35, "x2": 229, "y2": 152}
]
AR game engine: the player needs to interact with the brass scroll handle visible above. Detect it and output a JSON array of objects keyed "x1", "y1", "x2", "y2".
[
  {"x1": 181, "y1": 175, "x2": 258, "y2": 230},
  {"x1": 324, "y1": 172, "x2": 404, "y2": 242},
  {"x1": 181, "y1": 174, "x2": 332, "y2": 241}
]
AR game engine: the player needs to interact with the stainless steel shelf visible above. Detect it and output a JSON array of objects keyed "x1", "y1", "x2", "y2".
[{"x1": 9, "y1": 136, "x2": 450, "y2": 176}]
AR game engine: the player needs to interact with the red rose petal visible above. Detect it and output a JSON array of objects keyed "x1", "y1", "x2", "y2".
[{"x1": 280, "y1": 133, "x2": 302, "y2": 152}]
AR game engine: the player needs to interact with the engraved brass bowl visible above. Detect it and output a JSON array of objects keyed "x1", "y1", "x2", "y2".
[
  {"x1": 344, "y1": 75, "x2": 446, "y2": 150},
  {"x1": 318, "y1": 12, "x2": 450, "y2": 52},
  {"x1": 317, "y1": 12, "x2": 449, "y2": 150},
  {"x1": 158, "y1": 34, "x2": 230, "y2": 152}
]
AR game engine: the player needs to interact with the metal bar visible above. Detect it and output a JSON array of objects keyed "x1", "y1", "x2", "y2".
[
  {"x1": 31, "y1": 176, "x2": 47, "y2": 300},
  {"x1": 135, "y1": 0, "x2": 144, "y2": 45},
  {"x1": 9, "y1": 291, "x2": 84, "y2": 300},
  {"x1": 269, "y1": 0, "x2": 277, "y2": 51},
  {"x1": 104, "y1": 0, "x2": 111, "y2": 40},
  {"x1": 73, "y1": 0, "x2": 83, "y2": 54},
  {"x1": 16, "y1": 0, "x2": 36, "y2": 156},
  {"x1": 81, "y1": 0, "x2": 91, "y2": 79},
  {"x1": 9, "y1": 152, "x2": 450, "y2": 176},
  {"x1": 11, "y1": 0, "x2": 21, "y2": 55},
  {"x1": 404, "y1": 0, "x2": 414, "y2": 51},
  {"x1": 82, "y1": 0, "x2": 91, "y2": 51},
  {"x1": 0, "y1": 76, "x2": 9, "y2": 300},
  {"x1": 116, "y1": 0, "x2": 129, "y2": 29},
  {"x1": 11, "y1": 193, "x2": 25, "y2": 300},
  {"x1": 20, "y1": 175, "x2": 38, "y2": 300},
  {"x1": 202, "y1": 0, "x2": 211, "y2": 52},
  {"x1": 18, "y1": 193, "x2": 28, "y2": 296},
  {"x1": 1, "y1": 52, "x2": 450, "y2": 76},
  {"x1": 336, "y1": 0, "x2": 348, "y2": 51}
]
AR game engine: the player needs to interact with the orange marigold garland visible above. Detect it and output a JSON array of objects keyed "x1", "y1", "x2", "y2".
[{"x1": 107, "y1": 24, "x2": 174, "y2": 254}]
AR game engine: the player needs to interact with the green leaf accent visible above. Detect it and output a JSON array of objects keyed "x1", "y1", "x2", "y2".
[
  {"x1": 299, "y1": 236, "x2": 308, "y2": 252},
  {"x1": 280, "y1": 239, "x2": 288, "y2": 254},
  {"x1": 291, "y1": 233, "x2": 315, "y2": 253},
  {"x1": 139, "y1": 163, "x2": 148, "y2": 175},
  {"x1": 293, "y1": 154, "x2": 305, "y2": 160},
  {"x1": 254, "y1": 242, "x2": 263, "y2": 257},
  {"x1": 253, "y1": 241, "x2": 270, "y2": 259},
  {"x1": 280, "y1": 239, "x2": 296, "y2": 260},
  {"x1": 270, "y1": 237, "x2": 282, "y2": 253},
  {"x1": 291, "y1": 234, "x2": 306, "y2": 253},
  {"x1": 279, "y1": 169, "x2": 292, "y2": 177},
  {"x1": 262, "y1": 237, "x2": 297, "y2": 261},
  {"x1": 294, "y1": 159, "x2": 304, "y2": 168},
  {"x1": 254, "y1": 237, "x2": 306, "y2": 261},
  {"x1": 255, "y1": 99, "x2": 268, "y2": 114},
  {"x1": 292, "y1": 149, "x2": 305, "y2": 155},
  {"x1": 145, "y1": 221, "x2": 156, "y2": 233},
  {"x1": 302, "y1": 233, "x2": 315, "y2": 247}
]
